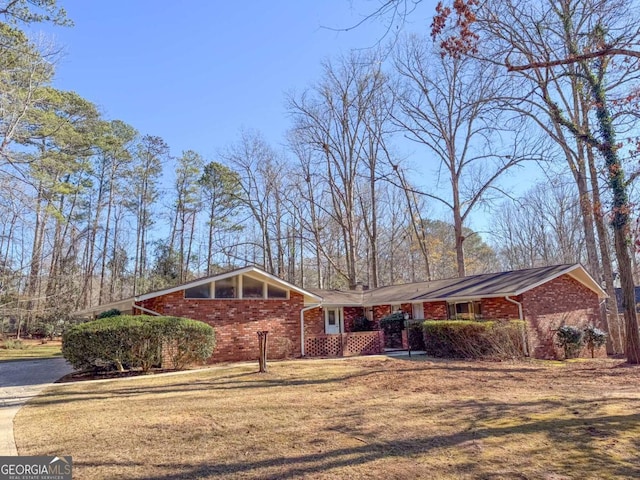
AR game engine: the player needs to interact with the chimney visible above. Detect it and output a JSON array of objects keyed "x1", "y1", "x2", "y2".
[{"x1": 354, "y1": 282, "x2": 364, "y2": 292}]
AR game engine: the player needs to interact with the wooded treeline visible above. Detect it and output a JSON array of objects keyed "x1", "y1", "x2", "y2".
[{"x1": 1, "y1": 1, "x2": 639, "y2": 348}]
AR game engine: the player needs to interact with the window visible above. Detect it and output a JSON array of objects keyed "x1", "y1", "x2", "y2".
[
  {"x1": 267, "y1": 284, "x2": 288, "y2": 299},
  {"x1": 185, "y1": 283, "x2": 211, "y2": 299},
  {"x1": 215, "y1": 277, "x2": 237, "y2": 298},
  {"x1": 242, "y1": 276, "x2": 264, "y2": 298},
  {"x1": 447, "y1": 301, "x2": 482, "y2": 320}
]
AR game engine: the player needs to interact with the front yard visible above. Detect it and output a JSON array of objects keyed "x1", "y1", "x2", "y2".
[
  {"x1": 0, "y1": 339, "x2": 62, "y2": 362},
  {"x1": 14, "y1": 356, "x2": 640, "y2": 479}
]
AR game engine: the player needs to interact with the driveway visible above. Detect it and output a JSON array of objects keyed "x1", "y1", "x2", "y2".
[{"x1": 0, "y1": 357, "x2": 73, "y2": 455}]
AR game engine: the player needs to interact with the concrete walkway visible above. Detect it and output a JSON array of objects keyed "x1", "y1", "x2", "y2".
[{"x1": 0, "y1": 357, "x2": 73, "y2": 455}]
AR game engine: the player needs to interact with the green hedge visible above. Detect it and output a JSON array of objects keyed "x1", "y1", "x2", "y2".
[
  {"x1": 379, "y1": 311, "x2": 405, "y2": 347},
  {"x1": 62, "y1": 315, "x2": 216, "y2": 372},
  {"x1": 407, "y1": 321, "x2": 426, "y2": 350},
  {"x1": 422, "y1": 320, "x2": 526, "y2": 360}
]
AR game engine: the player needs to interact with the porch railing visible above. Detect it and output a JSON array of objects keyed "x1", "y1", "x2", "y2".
[{"x1": 305, "y1": 331, "x2": 384, "y2": 358}]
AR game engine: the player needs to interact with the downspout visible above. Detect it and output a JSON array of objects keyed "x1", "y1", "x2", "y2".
[
  {"x1": 300, "y1": 303, "x2": 321, "y2": 357},
  {"x1": 505, "y1": 296, "x2": 529, "y2": 357}
]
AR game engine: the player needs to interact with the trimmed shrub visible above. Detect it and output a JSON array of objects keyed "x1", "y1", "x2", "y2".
[
  {"x1": 351, "y1": 316, "x2": 374, "y2": 332},
  {"x1": 97, "y1": 308, "x2": 122, "y2": 319},
  {"x1": 423, "y1": 320, "x2": 526, "y2": 360},
  {"x1": 62, "y1": 315, "x2": 215, "y2": 372},
  {"x1": 407, "y1": 321, "x2": 426, "y2": 350},
  {"x1": 63, "y1": 316, "x2": 139, "y2": 371},
  {"x1": 583, "y1": 325, "x2": 607, "y2": 358},
  {"x1": 380, "y1": 311, "x2": 406, "y2": 348},
  {"x1": 555, "y1": 325, "x2": 583, "y2": 359},
  {"x1": 155, "y1": 317, "x2": 217, "y2": 369}
]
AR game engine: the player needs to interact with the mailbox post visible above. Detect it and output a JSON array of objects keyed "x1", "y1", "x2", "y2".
[{"x1": 257, "y1": 331, "x2": 269, "y2": 373}]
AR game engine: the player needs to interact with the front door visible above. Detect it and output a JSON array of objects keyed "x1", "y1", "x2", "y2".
[
  {"x1": 325, "y1": 308, "x2": 341, "y2": 334},
  {"x1": 413, "y1": 303, "x2": 424, "y2": 320}
]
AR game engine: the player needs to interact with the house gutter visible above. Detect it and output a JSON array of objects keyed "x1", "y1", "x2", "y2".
[
  {"x1": 300, "y1": 303, "x2": 321, "y2": 357},
  {"x1": 133, "y1": 303, "x2": 162, "y2": 316},
  {"x1": 505, "y1": 295, "x2": 529, "y2": 357}
]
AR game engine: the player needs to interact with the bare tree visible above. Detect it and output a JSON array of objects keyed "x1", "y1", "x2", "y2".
[
  {"x1": 493, "y1": 178, "x2": 586, "y2": 269},
  {"x1": 393, "y1": 36, "x2": 533, "y2": 276},
  {"x1": 288, "y1": 52, "x2": 393, "y2": 288}
]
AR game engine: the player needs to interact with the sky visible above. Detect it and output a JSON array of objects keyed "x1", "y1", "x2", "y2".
[
  {"x1": 31, "y1": 1, "x2": 434, "y2": 158},
  {"x1": 27, "y1": 0, "x2": 541, "y2": 237}
]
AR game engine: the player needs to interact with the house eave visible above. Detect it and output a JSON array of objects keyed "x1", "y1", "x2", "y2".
[{"x1": 135, "y1": 266, "x2": 322, "y2": 302}]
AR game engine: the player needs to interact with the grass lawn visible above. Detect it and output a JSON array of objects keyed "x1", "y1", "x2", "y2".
[
  {"x1": 0, "y1": 339, "x2": 62, "y2": 362},
  {"x1": 14, "y1": 356, "x2": 640, "y2": 480}
]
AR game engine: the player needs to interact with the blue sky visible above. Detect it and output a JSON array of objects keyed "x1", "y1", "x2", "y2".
[
  {"x1": 28, "y1": 0, "x2": 545, "y2": 237},
  {"x1": 32, "y1": 1, "x2": 436, "y2": 160}
]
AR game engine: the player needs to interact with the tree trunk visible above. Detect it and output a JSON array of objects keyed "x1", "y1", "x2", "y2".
[{"x1": 591, "y1": 81, "x2": 640, "y2": 364}]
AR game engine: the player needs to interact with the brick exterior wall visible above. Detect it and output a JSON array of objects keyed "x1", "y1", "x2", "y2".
[
  {"x1": 481, "y1": 297, "x2": 520, "y2": 320},
  {"x1": 372, "y1": 304, "x2": 391, "y2": 322},
  {"x1": 137, "y1": 291, "x2": 306, "y2": 363},
  {"x1": 521, "y1": 275, "x2": 603, "y2": 360},
  {"x1": 303, "y1": 307, "x2": 323, "y2": 337},
  {"x1": 344, "y1": 306, "x2": 365, "y2": 332},
  {"x1": 423, "y1": 301, "x2": 448, "y2": 320},
  {"x1": 135, "y1": 271, "x2": 604, "y2": 363}
]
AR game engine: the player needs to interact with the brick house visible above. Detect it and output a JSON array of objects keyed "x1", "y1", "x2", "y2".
[{"x1": 81, "y1": 263, "x2": 607, "y2": 362}]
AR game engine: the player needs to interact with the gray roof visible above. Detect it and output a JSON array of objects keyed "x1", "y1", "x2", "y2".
[{"x1": 312, "y1": 264, "x2": 606, "y2": 306}]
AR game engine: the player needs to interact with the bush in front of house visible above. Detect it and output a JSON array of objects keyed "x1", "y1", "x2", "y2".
[
  {"x1": 62, "y1": 315, "x2": 215, "y2": 372},
  {"x1": 379, "y1": 311, "x2": 406, "y2": 347},
  {"x1": 582, "y1": 325, "x2": 607, "y2": 358},
  {"x1": 96, "y1": 308, "x2": 122, "y2": 319},
  {"x1": 555, "y1": 325, "x2": 584, "y2": 359},
  {"x1": 422, "y1": 320, "x2": 526, "y2": 360},
  {"x1": 154, "y1": 316, "x2": 216, "y2": 369},
  {"x1": 351, "y1": 315, "x2": 374, "y2": 332},
  {"x1": 407, "y1": 321, "x2": 426, "y2": 350}
]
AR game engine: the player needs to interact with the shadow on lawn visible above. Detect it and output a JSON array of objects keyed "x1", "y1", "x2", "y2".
[
  {"x1": 30, "y1": 366, "x2": 419, "y2": 407},
  {"x1": 29, "y1": 357, "x2": 639, "y2": 408},
  {"x1": 76, "y1": 409, "x2": 640, "y2": 479}
]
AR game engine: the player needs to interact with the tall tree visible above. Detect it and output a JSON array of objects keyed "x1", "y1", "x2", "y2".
[
  {"x1": 199, "y1": 161, "x2": 242, "y2": 276},
  {"x1": 432, "y1": 0, "x2": 640, "y2": 362},
  {"x1": 95, "y1": 120, "x2": 136, "y2": 305},
  {"x1": 170, "y1": 150, "x2": 203, "y2": 283},
  {"x1": 393, "y1": 36, "x2": 533, "y2": 277},
  {"x1": 128, "y1": 135, "x2": 167, "y2": 295},
  {"x1": 221, "y1": 130, "x2": 285, "y2": 274},
  {"x1": 493, "y1": 178, "x2": 586, "y2": 270},
  {"x1": 288, "y1": 52, "x2": 393, "y2": 288}
]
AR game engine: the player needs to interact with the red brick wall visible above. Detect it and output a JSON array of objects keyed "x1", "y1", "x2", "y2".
[
  {"x1": 137, "y1": 291, "x2": 306, "y2": 363},
  {"x1": 373, "y1": 305, "x2": 391, "y2": 323},
  {"x1": 423, "y1": 301, "x2": 448, "y2": 320},
  {"x1": 522, "y1": 275, "x2": 603, "y2": 360},
  {"x1": 344, "y1": 306, "x2": 364, "y2": 332},
  {"x1": 304, "y1": 307, "x2": 324, "y2": 336},
  {"x1": 481, "y1": 297, "x2": 520, "y2": 320}
]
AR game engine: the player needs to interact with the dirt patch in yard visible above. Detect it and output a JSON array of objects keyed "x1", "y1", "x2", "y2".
[{"x1": 13, "y1": 356, "x2": 640, "y2": 479}]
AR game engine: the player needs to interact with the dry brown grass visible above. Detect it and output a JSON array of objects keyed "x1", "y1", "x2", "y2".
[
  {"x1": 14, "y1": 356, "x2": 640, "y2": 480},
  {"x1": 0, "y1": 339, "x2": 62, "y2": 362}
]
